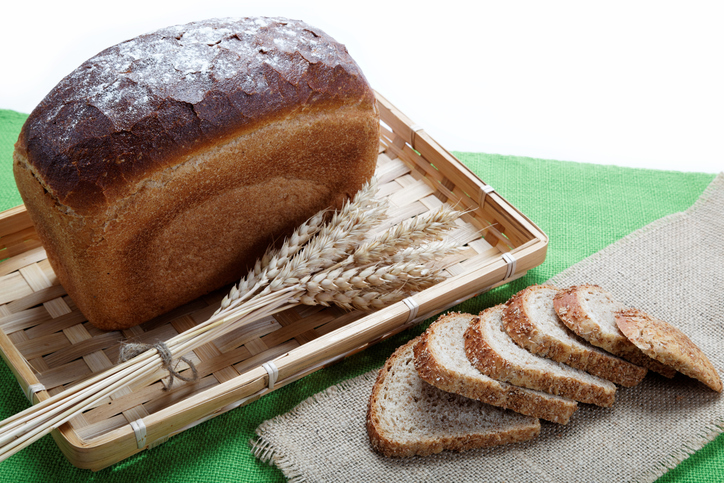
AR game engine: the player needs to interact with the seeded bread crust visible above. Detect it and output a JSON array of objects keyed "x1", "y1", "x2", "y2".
[
  {"x1": 367, "y1": 337, "x2": 541, "y2": 458},
  {"x1": 465, "y1": 305, "x2": 617, "y2": 407},
  {"x1": 414, "y1": 312, "x2": 577, "y2": 424},
  {"x1": 553, "y1": 285, "x2": 676, "y2": 378},
  {"x1": 503, "y1": 285, "x2": 647, "y2": 387},
  {"x1": 615, "y1": 308, "x2": 722, "y2": 392}
]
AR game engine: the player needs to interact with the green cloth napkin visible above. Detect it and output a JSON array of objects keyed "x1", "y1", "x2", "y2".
[{"x1": 0, "y1": 109, "x2": 720, "y2": 482}]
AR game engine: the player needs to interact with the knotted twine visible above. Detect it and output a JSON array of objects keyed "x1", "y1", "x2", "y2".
[{"x1": 118, "y1": 342, "x2": 198, "y2": 390}]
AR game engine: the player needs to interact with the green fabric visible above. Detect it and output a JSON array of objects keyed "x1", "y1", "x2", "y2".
[
  {"x1": 0, "y1": 110, "x2": 26, "y2": 210},
  {"x1": 0, "y1": 108, "x2": 720, "y2": 482}
]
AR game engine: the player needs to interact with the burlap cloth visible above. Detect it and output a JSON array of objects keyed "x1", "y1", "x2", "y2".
[{"x1": 251, "y1": 173, "x2": 724, "y2": 483}]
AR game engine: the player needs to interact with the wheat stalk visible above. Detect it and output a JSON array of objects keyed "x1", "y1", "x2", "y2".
[
  {"x1": 0, "y1": 177, "x2": 467, "y2": 463},
  {"x1": 215, "y1": 210, "x2": 326, "y2": 314},
  {"x1": 215, "y1": 178, "x2": 386, "y2": 313}
]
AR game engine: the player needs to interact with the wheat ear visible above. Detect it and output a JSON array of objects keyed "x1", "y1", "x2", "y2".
[
  {"x1": 267, "y1": 181, "x2": 388, "y2": 293},
  {"x1": 216, "y1": 177, "x2": 384, "y2": 313},
  {"x1": 214, "y1": 210, "x2": 326, "y2": 314},
  {"x1": 339, "y1": 205, "x2": 462, "y2": 268}
]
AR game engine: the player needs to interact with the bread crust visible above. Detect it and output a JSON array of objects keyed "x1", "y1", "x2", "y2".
[
  {"x1": 14, "y1": 18, "x2": 379, "y2": 329},
  {"x1": 414, "y1": 313, "x2": 577, "y2": 424},
  {"x1": 615, "y1": 308, "x2": 722, "y2": 392},
  {"x1": 553, "y1": 285, "x2": 676, "y2": 378},
  {"x1": 15, "y1": 17, "x2": 376, "y2": 213},
  {"x1": 465, "y1": 305, "x2": 616, "y2": 407},
  {"x1": 367, "y1": 337, "x2": 541, "y2": 458},
  {"x1": 503, "y1": 285, "x2": 647, "y2": 387}
]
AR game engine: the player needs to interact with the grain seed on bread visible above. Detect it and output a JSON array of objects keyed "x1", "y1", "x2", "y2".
[{"x1": 615, "y1": 308, "x2": 722, "y2": 392}]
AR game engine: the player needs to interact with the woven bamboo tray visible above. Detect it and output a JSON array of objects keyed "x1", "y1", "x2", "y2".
[{"x1": 0, "y1": 92, "x2": 547, "y2": 470}]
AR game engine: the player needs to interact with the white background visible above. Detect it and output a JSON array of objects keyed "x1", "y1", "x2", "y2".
[{"x1": 1, "y1": 1, "x2": 722, "y2": 173}]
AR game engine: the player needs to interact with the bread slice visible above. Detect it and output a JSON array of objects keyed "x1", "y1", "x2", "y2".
[
  {"x1": 503, "y1": 285, "x2": 647, "y2": 387},
  {"x1": 367, "y1": 337, "x2": 541, "y2": 457},
  {"x1": 465, "y1": 304, "x2": 617, "y2": 407},
  {"x1": 615, "y1": 308, "x2": 722, "y2": 392},
  {"x1": 414, "y1": 312, "x2": 578, "y2": 424},
  {"x1": 553, "y1": 285, "x2": 676, "y2": 378}
]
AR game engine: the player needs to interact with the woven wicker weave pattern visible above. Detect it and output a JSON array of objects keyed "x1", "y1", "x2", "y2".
[{"x1": 0, "y1": 92, "x2": 547, "y2": 470}]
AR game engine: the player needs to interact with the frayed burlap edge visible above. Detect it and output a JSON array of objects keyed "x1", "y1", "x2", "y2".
[
  {"x1": 633, "y1": 421, "x2": 724, "y2": 483},
  {"x1": 250, "y1": 371, "x2": 379, "y2": 483}
]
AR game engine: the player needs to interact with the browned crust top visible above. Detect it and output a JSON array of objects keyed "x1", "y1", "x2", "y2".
[
  {"x1": 615, "y1": 308, "x2": 722, "y2": 392},
  {"x1": 16, "y1": 17, "x2": 376, "y2": 211}
]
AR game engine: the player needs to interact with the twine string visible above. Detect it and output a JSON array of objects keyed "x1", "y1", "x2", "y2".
[{"x1": 118, "y1": 342, "x2": 198, "y2": 390}]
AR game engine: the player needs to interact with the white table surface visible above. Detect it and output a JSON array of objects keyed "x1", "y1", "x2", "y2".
[{"x1": 2, "y1": 1, "x2": 722, "y2": 173}]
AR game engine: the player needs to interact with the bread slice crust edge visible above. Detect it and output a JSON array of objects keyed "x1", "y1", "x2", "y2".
[
  {"x1": 553, "y1": 285, "x2": 676, "y2": 378},
  {"x1": 414, "y1": 313, "x2": 577, "y2": 424},
  {"x1": 464, "y1": 305, "x2": 616, "y2": 407},
  {"x1": 367, "y1": 337, "x2": 541, "y2": 457},
  {"x1": 503, "y1": 285, "x2": 647, "y2": 387}
]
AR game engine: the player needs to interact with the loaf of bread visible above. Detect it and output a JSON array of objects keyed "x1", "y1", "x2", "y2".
[{"x1": 13, "y1": 17, "x2": 379, "y2": 330}]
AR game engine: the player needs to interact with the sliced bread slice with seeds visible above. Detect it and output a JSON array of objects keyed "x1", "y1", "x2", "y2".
[
  {"x1": 553, "y1": 285, "x2": 676, "y2": 378},
  {"x1": 367, "y1": 336, "x2": 541, "y2": 457},
  {"x1": 465, "y1": 304, "x2": 617, "y2": 407},
  {"x1": 503, "y1": 285, "x2": 647, "y2": 387},
  {"x1": 414, "y1": 312, "x2": 578, "y2": 424},
  {"x1": 615, "y1": 308, "x2": 722, "y2": 392}
]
